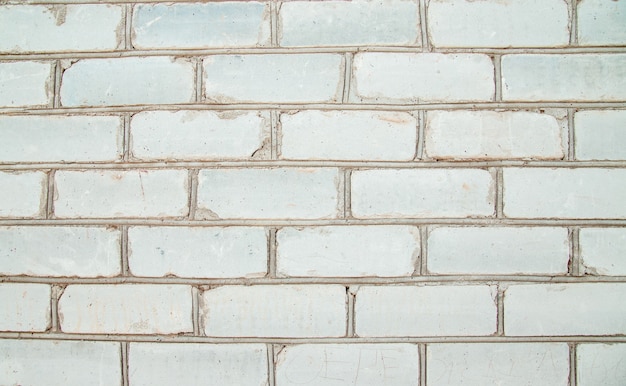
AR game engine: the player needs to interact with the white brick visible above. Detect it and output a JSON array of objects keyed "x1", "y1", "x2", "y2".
[
  {"x1": 54, "y1": 169, "x2": 189, "y2": 218},
  {"x1": 0, "y1": 283, "x2": 50, "y2": 332},
  {"x1": 503, "y1": 168, "x2": 626, "y2": 219},
  {"x1": 0, "y1": 340, "x2": 121, "y2": 386},
  {"x1": 355, "y1": 285, "x2": 497, "y2": 337},
  {"x1": 279, "y1": 110, "x2": 417, "y2": 161},
  {"x1": 577, "y1": 344, "x2": 626, "y2": 386},
  {"x1": 197, "y1": 168, "x2": 339, "y2": 220},
  {"x1": 428, "y1": 0, "x2": 569, "y2": 48},
  {"x1": 425, "y1": 110, "x2": 564, "y2": 160},
  {"x1": 59, "y1": 284, "x2": 193, "y2": 334},
  {"x1": 130, "y1": 110, "x2": 268, "y2": 161},
  {"x1": 428, "y1": 227, "x2": 569, "y2": 275},
  {"x1": 0, "y1": 5, "x2": 122, "y2": 53},
  {"x1": 427, "y1": 343, "x2": 569, "y2": 386},
  {"x1": 130, "y1": 343, "x2": 267, "y2": 386},
  {"x1": 0, "y1": 171, "x2": 46, "y2": 218},
  {"x1": 504, "y1": 283, "x2": 626, "y2": 336},
  {"x1": 275, "y1": 344, "x2": 419, "y2": 386},
  {"x1": 279, "y1": 0, "x2": 420, "y2": 46},
  {"x1": 128, "y1": 226, "x2": 267, "y2": 278},
  {"x1": 277, "y1": 226, "x2": 419, "y2": 277},
  {"x1": 502, "y1": 54, "x2": 626, "y2": 101},
  {"x1": 0, "y1": 115, "x2": 121, "y2": 163},
  {"x1": 133, "y1": 2, "x2": 270, "y2": 49},
  {"x1": 351, "y1": 169, "x2": 494, "y2": 218},
  {"x1": 0, "y1": 226, "x2": 120, "y2": 277},
  {"x1": 201, "y1": 285, "x2": 346, "y2": 337},
  {"x1": 203, "y1": 54, "x2": 343, "y2": 103},
  {"x1": 580, "y1": 228, "x2": 626, "y2": 276},
  {"x1": 60, "y1": 57, "x2": 195, "y2": 106},
  {"x1": 351, "y1": 53, "x2": 494, "y2": 103},
  {"x1": 575, "y1": 110, "x2": 626, "y2": 160},
  {"x1": 0, "y1": 61, "x2": 51, "y2": 107},
  {"x1": 578, "y1": 0, "x2": 626, "y2": 46}
]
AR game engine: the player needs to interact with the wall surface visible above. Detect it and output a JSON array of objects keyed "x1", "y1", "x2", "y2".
[{"x1": 1, "y1": 0, "x2": 626, "y2": 385}]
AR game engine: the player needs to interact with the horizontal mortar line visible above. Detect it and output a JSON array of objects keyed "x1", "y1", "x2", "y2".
[
  {"x1": 2, "y1": 46, "x2": 626, "y2": 60},
  {"x1": 1, "y1": 102, "x2": 625, "y2": 115},
  {"x1": 2, "y1": 275, "x2": 625, "y2": 286},
  {"x1": 0, "y1": 333, "x2": 625, "y2": 344}
]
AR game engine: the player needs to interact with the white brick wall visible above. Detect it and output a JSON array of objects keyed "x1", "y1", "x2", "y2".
[{"x1": 1, "y1": 0, "x2": 625, "y2": 384}]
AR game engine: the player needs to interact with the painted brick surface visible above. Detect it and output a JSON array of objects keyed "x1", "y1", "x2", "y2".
[
  {"x1": 577, "y1": 344, "x2": 626, "y2": 386},
  {"x1": 579, "y1": 228, "x2": 626, "y2": 276},
  {"x1": 574, "y1": 110, "x2": 626, "y2": 160},
  {"x1": 0, "y1": 61, "x2": 51, "y2": 107},
  {"x1": 0, "y1": 171, "x2": 46, "y2": 218},
  {"x1": 577, "y1": 0, "x2": 626, "y2": 46},
  {"x1": 0, "y1": 283, "x2": 50, "y2": 332}
]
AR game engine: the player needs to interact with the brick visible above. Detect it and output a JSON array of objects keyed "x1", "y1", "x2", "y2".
[
  {"x1": 201, "y1": 285, "x2": 346, "y2": 337},
  {"x1": 60, "y1": 57, "x2": 195, "y2": 106},
  {"x1": 575, "y1": 110, "x2": 626, "y2": 160},
  {"x1": 427, "y1": 227, "x2": 569, "y2": 275},
  {"x1": 502, "y1": 54, "x2": 626, "y2": 101},
  {"x1": 503, "y1": 168, "x2": 626, "y2": 219},
  {"x1": 130, "y1": 110, "x2": 269, "y2": 161},
  {"x1": 580, "y1": 228, "x2": 626, "y2": 276},
  {"x1": 0, "y1": 283, "x2": 50, "y2": 332},
  {"x1": 203, "y1": 54, "x2": 343, "y2": 103},
  {"x1": 504, "y1": 283, "x2": 626, "y2": 336},
  {"x1": 54, "y1": 169, "x2": 189, "y2": 218},
  {"x1": 276, "y1": 226, "x2": 419, "y2": 277},
  {"x1": 0, "y1": 115, "x2": 121, "y2": 163},
  {"x1": 59, "y1": 284, "x2": 193, "y2": 334},
  {"x1": 0, "y1": 171, "x2": 46, "y2": 218},
  {"x1": 427, "y1": 343, "x2": 569, "y2": 386},
  {"x1": 133, "y1": 2, "x2": 270, "y2": 49},
  {"x1": 279, "y1": 110, "x2": 417, "y2": 161},
  {"x1": 351, "y1": 53, "x2": 494, "y2": 103},
  {"x1": 197, "y1": 168, "x2": 339, "y2": 220},
  {"x1": 275, "y1": 344, "x2": 419, "y2": 385},
  {"x1": 578, "y1": 0, "x2": 626, "y2": 46},
  {"x1": 351, "y1": 169, "x2": 494, "y2": 218},
  {"x1": 425, "y1": 110, "x2": 564, "y2": 160},
  {"x1": 577, "y1": 344, "x2": 626, "y2": 386},
  {"x1": 279, "y1": 0, "x2": 420, "y2": 46},
  {"x1": 0, "y1": 61, "x2": 52, "y2": 107},
  {"x1": 428, "y1": 0, "x2": 569, "y2": 48},
  {"x1": 355, "y1": 285, "x2": 497, "y2": 337},
  {"x1": 0, "y1": 226, "x2": 120, "y2": 277},
  {"x1": 0, "y1": 5, "x2": 122, "y2": 53},
  {"x1": 0, "y1": 340, "x2": 121, "y2": 386},
  {"x1": 128, "y1": 226, "x2": 267, "y2": 278}
]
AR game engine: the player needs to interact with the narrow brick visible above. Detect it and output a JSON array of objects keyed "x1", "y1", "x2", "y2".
[
  {"x1": 0, "y1": 226, "x2": 120, "y2": 277},
  {"x1": 279, "y1": 110, "x2": 417, "y2": 161},
  {"x1": 58, "y1": 284, "x2": 193, "y2": 334},
  {"x1": 504, "y1": 283, "x2": 626, "y2": 336},
  {"x1": 425, "y1": 110, "x2": 564, "y2": 160},
  {"x1": 130, "y1": 110, "x2": 268, "y2": 161},
  {"x1": 502, "y1": 54, "x2": 626, "y2": 101},
  {"x1": 427, "y1": 227, "x2": 569, "y2": 275},
  {"x1": 196, "y1": 168, "x2": 339, "y2": 220},
  {"x1": 0, "y1": 61, "x2": 52, "y2": 107},
  {"x1": 355, "y1": 285, "x2": 497, "y2": 337},
  {"x1": 0, "y1": 171, "x2": 46, "y2": 218},
  {"x1": 0, "y1": 283, "x2": 50, "y2": 332},
  {"x1": 0, "y1": 5, "x2": 122, "y2": 53},
  {"x1": 580, "y1": 228, "x2": 626, "y2": 276},
  {"x1": 577, "y1": 344, "x2": 626, "y2": 386},
  {"x1": 275, "y1": 344, "x2": 419, "y2": 385},
  {"x1": 351, "y1": 169, "x2": 494, "y2": 218},
  {"x1": 578, "y1": 0, "x2": 626, "y2": 46},
  {"x1": 54, "y1": 169, "x2": 189, "y2": 218},
  {"x1": 201, "y1": 285, "x2": 346, "y2": 337},
  {"x1": 428, "y1": 0, "x2": 569, "y2": 48},
  {"x1": 60, "y1": 57, "x2": 195, "y2": 106},
  {"x1": 128, "y1": 226, "x2": 267, "y2": 278},
  {"x1": 279, "y1": 0, "x2": 420, "y2": 46},
  {"x1": 503, "y1": 168, "x2": 626, "y2": 219},
  {"x1": 351, "y1": 53, "x2": 494, "y2": 103},
  {"x1": 133, "y1": 2, "x2": 270, "y2": 49},
  {"x1": 575, "y1": 110, "x2": 626, "y2": 160},
  {"x1": 276, "y1": 226, "x2": 419, "y2": 277},
  {"x1": 203, "y1": 54, "x2": 343, "y2": 103},
  {"x1": 0, "y1": 115, "x2": 121, "y2": 163}
]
